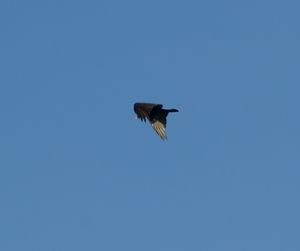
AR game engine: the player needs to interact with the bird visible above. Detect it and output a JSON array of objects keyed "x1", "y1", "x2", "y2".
[{"x1": 134, "y1": 102, "x2": 178, "y2": 140}]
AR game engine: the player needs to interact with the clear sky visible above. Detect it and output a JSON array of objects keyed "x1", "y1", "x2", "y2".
[{"x1": 1, "y1": 0, "x2": 300, "y2": 250}]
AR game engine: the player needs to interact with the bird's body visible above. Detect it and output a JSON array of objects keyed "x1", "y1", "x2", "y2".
[{"x1": 134, "y1": 102, "x2": 178, "y2": 140}]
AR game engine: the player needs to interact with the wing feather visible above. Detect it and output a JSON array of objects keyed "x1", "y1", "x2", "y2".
[
  {"x1": 151, "y1": 120, "x2": 167, "y2": 140},
  {"x1": 134, "y1": 103, "x2": 161, "y2": 121}
]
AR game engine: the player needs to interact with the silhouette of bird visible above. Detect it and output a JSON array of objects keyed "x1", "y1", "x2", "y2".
[{"x1": 134, "y1": 102, "x2": 178, "y2": 140}]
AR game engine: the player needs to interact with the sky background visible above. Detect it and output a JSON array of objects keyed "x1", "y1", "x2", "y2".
[{"x1": 1, "y1": 0, "x2": 300, "y2": 250}]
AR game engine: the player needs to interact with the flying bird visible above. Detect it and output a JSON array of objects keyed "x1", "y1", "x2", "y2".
[{"x1": 134, "y1": 102, "x2": 178, "y2": 140}]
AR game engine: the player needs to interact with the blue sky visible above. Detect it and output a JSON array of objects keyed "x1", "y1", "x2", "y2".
[{"x1": 1, "y1": 0, "x2": 300, "y2": 250}]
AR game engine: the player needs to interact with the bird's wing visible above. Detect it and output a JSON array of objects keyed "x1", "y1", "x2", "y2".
[
  {"x1": 134, "y1": 103, "x2": 161, "y2": 122},
  {"x1": 151, "y1": 120, "x2": 167, "y2": 140}
]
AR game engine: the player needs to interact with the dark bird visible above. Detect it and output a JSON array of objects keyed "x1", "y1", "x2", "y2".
[{"x1": 134, "y1": 102, "x2": 178, "y2": 140}]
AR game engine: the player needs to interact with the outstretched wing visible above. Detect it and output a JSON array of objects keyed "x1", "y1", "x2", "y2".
[
  {"x1": 134, "y1": 103, "x2": 161, "y2": 122},
  {"x1": 151, "y1": 120, "x2": 167, "y2": 140}
]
